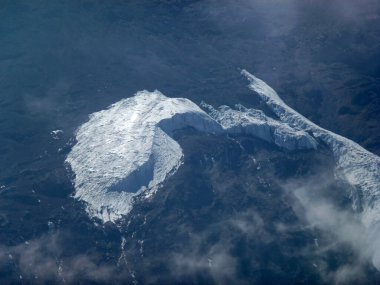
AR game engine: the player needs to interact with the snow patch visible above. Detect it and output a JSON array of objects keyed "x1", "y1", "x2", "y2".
[{"x1": 51, "y1": 130, "x2": 63, "y2": 140}]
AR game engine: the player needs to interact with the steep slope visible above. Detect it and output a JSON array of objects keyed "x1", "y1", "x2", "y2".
[
  {"x1": 201, "y1": 103, "x2": 317, "y2": 151},
  {"x1": 242, "y1": 69, "x2": 380, "y2": 270}
]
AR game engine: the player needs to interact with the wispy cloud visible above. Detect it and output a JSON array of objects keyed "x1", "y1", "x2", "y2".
[
  {"x1": 0, "y1": 233, "x2": 127, "y2": 283},
  {"x1": 282, "y1": 172, "x2": 378, "y2": 284}
]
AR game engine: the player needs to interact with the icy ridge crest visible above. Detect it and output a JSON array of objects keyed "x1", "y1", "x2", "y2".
[
  {"x1": 241, "y1": 69, "x2": 380, "y2": 270},
  {"x1": 201, "y1": 103, "x2": 317, "y2": 151}
]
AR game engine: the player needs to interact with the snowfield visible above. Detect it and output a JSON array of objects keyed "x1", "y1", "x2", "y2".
[{"x1": 66, "y1": 91, "x2": 222, "y2": 222}]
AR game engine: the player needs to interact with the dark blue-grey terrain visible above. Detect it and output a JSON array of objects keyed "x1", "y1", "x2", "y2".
[{"x1": 0, "y1": 1, "x2": 380, "y2": 284}]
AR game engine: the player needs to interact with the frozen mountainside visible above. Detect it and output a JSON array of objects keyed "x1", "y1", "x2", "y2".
[
  {"x1": 201, "y1": 103, "x2": 317, "y2": 151},
  {"x1": 67, "y1": 89, "x2": 319, "y2": 222},
  {"x1": 66, "y1": 91, "x2": 222, "y2": 222},
  {"x1": 241, "y1": 70, "x2": 380, "y2": 270},
  {"x1": 66, "y1": 70, "x2": 380, "y2": 274}
]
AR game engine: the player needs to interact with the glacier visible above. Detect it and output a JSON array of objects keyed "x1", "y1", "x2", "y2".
[
  {"x1": 66, "y1": 91, "x2": 222, "y2": 222},
  {"x1": 241, "y1": 69, "x2": 380, "y2": 270}
]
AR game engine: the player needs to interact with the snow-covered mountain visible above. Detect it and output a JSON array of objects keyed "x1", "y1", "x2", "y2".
[
  {"x1": 240, "y1": 70, "x2": 380, "y2": 270},
  {"x1": 66, "y1": 86, "x2": 318, "y2": 222},
  {"x1": 66, "y1": 91, "x2": 222, "y2": 221},
  {"x1": 66, "y1": 71, "x2": 380, "y2": 270}
]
